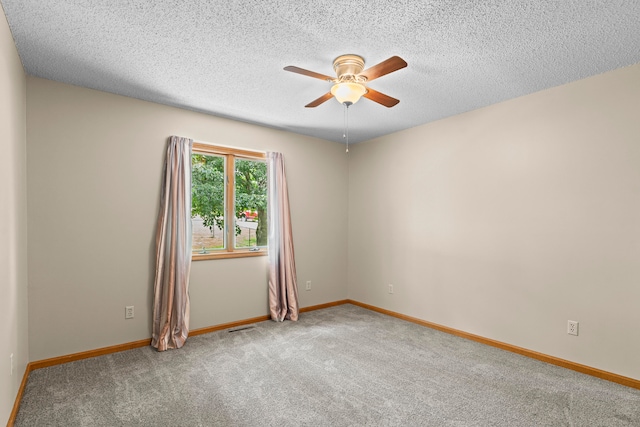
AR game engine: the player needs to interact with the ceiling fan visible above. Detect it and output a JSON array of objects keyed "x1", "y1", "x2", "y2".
[{"x1": 284, "y1": 54, "x2": 407, "y2": 108}]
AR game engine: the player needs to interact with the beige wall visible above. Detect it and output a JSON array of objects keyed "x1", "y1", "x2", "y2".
[
  {"x1": 0, "y1": 5, "x2": 28, "y2": 424},
  {"x1": 348, "y1": 63, "x2": 640, "y2": 380},
  {"x1": 26, "y1": 77, "x2": 348, "y2": 361}
]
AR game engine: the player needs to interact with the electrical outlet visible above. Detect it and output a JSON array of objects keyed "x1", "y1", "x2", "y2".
[
  {"x1": 306, "y1": 281, "x2": 311, "y2": 291},
  {"x1": 10, "y1": 353, "x2": 13, "y2": 376},
  {"x1": 388, "y1": 284, "x2": 394, "y2": 294},
  {"x1": 567, "y1": 320, "x2": 578, "y2": 336},
  {"x1": 125, "y1": 306, "x2": 134, "y2": 319}
]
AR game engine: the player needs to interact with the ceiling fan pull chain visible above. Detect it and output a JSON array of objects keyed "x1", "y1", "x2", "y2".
[
  {"x1": 344, "y1": 103, "x2": 350, "y2": 153},
  {"x1": 342, "y1": 103, "x2": 346, "y2": 152}
]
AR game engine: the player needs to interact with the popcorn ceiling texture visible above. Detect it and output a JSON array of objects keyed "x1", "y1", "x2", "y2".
[{"x1": 2, "y1": 0, "x2": 640, "y2": 143}]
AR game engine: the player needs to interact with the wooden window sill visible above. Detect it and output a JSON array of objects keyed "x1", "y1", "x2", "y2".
[{"x1": 191, "y1": 250, "x2": 268, "y2": 261}]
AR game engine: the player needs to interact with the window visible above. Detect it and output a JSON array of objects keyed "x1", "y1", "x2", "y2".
[{"x1": 191, "y1": 143, "x2": 267, "y2": 260}]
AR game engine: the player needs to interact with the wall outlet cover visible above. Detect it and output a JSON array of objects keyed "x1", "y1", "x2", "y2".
[{"x1": 567, "y1": 320, "x2": 579, "y2": 336}]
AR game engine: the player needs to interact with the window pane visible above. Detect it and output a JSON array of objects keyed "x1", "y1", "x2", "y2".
[
  {"x1": 191, "y1": 153, "x2": 226, "y2": 253},
  {"x1": 234, "y1": 158, "x2": 267, "y2": 249}
]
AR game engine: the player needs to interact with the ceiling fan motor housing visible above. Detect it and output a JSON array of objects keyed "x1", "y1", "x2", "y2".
[{"x1": 333, "y1": 54, "x2": 365, "y2": 80}]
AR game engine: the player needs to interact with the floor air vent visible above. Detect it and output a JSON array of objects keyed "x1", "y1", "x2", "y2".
[{"x1": 228, "y1": 325, "x2": 256, "y2": 333}]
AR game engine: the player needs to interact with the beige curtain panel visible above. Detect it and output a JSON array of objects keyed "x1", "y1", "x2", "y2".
[
  {"x1": 152, "y1": 136, "x2": 193, "y2": 351},
  {"x1": 267, "y1": 152, "x2": 299, "y2": 321}
]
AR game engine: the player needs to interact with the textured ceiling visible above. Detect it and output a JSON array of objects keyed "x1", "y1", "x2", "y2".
[{"x1": 2, "y1": 1, "x2": 640, "y2": 144}]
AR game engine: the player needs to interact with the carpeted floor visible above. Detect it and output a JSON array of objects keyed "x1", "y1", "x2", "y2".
[{"x1": 15, "y1": 304, "x2": 640, "y2": 426}]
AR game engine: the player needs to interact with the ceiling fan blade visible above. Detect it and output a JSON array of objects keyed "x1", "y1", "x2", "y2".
[
  {"x1": 305, "y1": 92, "x2": 334, "y2": 108},
  {"x1": 363, "y1": 88, "x2": 400, "y2": 108},
  {"x1": 284, "y1": 66, "x2": 334, "y2": 82},
  {"x1": 360, "y1": 56, "x2": 407, "y2": 82}
]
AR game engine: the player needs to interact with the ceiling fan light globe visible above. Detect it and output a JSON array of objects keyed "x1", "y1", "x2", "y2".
[{"x1": 331, "y1": 82, "x2": 367, "y2": 105}]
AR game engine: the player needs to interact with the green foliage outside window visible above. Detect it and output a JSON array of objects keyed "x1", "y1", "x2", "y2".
[
  {"x1": 235, "y1": 159, "x2": 267, "y2": 247},
  {"x1": 191, "y1": 153, "x2": 267, "y2": 250},
  {"x1": 191, "y1": 154, "x2": 225, "y2": 246}
]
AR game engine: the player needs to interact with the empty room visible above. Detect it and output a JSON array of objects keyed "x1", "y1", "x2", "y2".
[{"x1": 2, "y1": 1, "x2": 639, "y2": 426}]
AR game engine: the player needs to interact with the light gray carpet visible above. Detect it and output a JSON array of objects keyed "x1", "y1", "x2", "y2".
[{"x1": 15, "y1": 304, "x2": 640, "y2": 426}]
